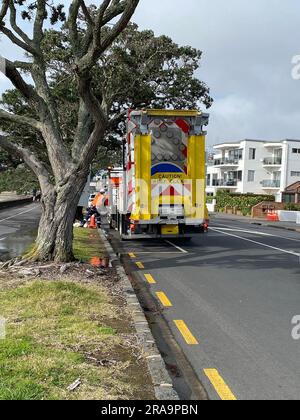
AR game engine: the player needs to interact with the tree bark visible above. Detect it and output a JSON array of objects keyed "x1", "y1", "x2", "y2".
[{"x1": 26, "y1": 168, "x2": 90, "y2": 262}]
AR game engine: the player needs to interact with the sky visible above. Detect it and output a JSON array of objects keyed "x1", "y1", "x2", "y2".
[{"x1": 1, "y1": 0, "x2": 300, "y2": 147}]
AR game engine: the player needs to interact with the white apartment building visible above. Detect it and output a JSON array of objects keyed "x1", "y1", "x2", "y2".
[{"x1": 206, "y1": 139, "x2": 300, "y2": 201}]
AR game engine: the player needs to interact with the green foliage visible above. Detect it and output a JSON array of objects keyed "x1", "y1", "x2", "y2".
[
  {"x1": 15, "y1": 1, "x2": 66, "y2": 24},
  {"x1": 0, "y1": 166, "x2": 38, "y2": 195},
  {"x1": 284, "y1": 203, "x2": 300, "y2": 211},
  {"x1": 216, "y1": 190, "x2": 275, "y2": 216},
  {"x1": 1, "y1": 22, "x2": 212, "y2": 172}
]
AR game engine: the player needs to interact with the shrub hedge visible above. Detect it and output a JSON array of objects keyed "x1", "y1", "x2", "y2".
[{"x1": 216, "y1": 190, "x2": 275, "y2": 216}]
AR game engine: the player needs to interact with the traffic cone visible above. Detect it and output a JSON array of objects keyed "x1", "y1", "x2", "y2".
[
  {"x1": 266, "y1": 210, "x2": 279, "y2": 222},
  {"x1": 89, "y1": 214, "x2": 97, "y2": 229}
]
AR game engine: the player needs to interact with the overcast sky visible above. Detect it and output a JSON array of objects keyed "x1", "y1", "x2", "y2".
[{"x1": 1, "y1": 0, "x2": 300, "y2": 147}]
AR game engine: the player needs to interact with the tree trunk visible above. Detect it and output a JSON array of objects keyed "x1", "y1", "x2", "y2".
[{"x1": 26, "y1": 169, "x2": 89, "y2": 262}]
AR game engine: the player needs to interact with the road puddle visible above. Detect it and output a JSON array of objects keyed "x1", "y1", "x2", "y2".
[{"x1": 0, "y1": 230, "x2": 37, "y2": 262}]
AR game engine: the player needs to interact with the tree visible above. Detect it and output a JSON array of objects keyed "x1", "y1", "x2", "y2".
[
  {"x1": 1, "y1": 20, "x2": 212, "y2": 174},
  {"x1": 0, "y1": 0, "x2": 140, "y2": 262},
  {"x1": 0, "y1": 2, "x2": 212, "y2": 263}
]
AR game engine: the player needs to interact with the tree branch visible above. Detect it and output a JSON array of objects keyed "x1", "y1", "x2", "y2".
[
  {"x1": 0, "y1": 24, "x2": 36, "y2": 55},
  {"x1": 72, "y1": 99, "x2": 93, "y2": 160},
  {"x1": 1, "y1": 59, "x2": 37, "y2": 101},
  {"x1": 33, "y1": 0, "x2": 46, "y2": 47},
  {"x1": 76, "y1": 0, "x2": 139, "y2": 72},
  {"x1": 0, "y1": 109, "x2": 41, "y2": 130},
  {"x1": 0, "y1": 0, "x2": 9, "y2": 24},
  {"x1": 13, "y1": 60, "x2": 33, "y2": 71},
  {"x1": 80, "y1": 0, "x2": 94, "y2": 27},
  {"x1": 9, "y1": 0, "x2": 33, "y2": 47},
  {"x1": 79, "y1": 123, "x2": 105, "y2": 169},
  {"x1": 101, "y1": 0, "x2": 139, "y2": 52},
  {"x1": 68, "y1": 0, "x2": 82, "y2": 56},
  {"x1": 0, "y1": 134, "x2": 52, "y2": 192},
  {"x1": 78, "y1": 74, "x2": 107, "y2": 124}
]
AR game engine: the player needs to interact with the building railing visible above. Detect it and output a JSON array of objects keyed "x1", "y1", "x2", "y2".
[
  {"x1": 261, "y1": 180, "x2": 281, "y2": 188},
  {"x1": 212, "y1": 179, "x2": 238, "y2": 187},
  {"x1": 214, "y1": 158, "x2": 240, "y2": 166},
  {"x1": 263, "y1": 157, "x2": 282, "y2": 165}
]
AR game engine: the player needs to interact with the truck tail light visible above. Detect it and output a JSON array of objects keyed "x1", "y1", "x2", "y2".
[{"x1": 204, "y1": 219, "x2": 209, "y2": 232}]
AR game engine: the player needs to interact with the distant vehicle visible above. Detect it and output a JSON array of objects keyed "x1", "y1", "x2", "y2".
[{"x1": 107, "y1": 109, "x2": 210, "y2": 239}]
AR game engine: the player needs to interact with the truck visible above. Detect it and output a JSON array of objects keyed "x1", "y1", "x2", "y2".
[{"x1": 108, "y1": 109, "x2": 210, "y2": 240}]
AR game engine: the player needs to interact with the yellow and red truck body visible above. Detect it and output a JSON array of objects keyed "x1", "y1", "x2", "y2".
[{"x1": 109, "y1": 109, "x2": 209, "y2": 239}]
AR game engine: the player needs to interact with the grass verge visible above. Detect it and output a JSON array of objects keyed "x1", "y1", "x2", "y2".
[
  {"x1": 73, "y1": 228, "x2": 108, "y2": 261},
  {"x1": 0, "y1": 229, "x2": 154, "y2": 400}
]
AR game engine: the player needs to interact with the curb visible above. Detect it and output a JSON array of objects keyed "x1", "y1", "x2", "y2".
[
  {"x1": 99, "y1": 229, "x2": 179, "y2": 401},
  {"x1": 0, "y1": 198, "x2": 33, "y2": 210},
  {"x1": 263, "y1": 224, "x2": 300, "y2": 233}
]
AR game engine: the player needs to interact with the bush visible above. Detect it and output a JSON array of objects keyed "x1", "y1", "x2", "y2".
[
  {"x1": 216, "y1": 190, "x2": 275, "y2": 216},
  {"x1": 284, "y1": 203, "x2": 300, "y2": 211},
  {"x1": 0, "y1": 166, "x2": 38, "y2": 195}
]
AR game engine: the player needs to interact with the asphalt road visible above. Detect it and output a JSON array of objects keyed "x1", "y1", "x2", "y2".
[
  {"x1": 111, "y1": 215, "x2": 300, "y2": 400},
  {"x1": 0, "y1": 203, "x2": 41, "y2": 261}
]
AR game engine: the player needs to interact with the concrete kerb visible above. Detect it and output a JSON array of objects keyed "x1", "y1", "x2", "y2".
[
  {"x1": 0, "y1": 198, "x2": 33, "y2": 210},
  {"x1": 263, "y1": 224, "x2": 300, "y2": 233},
  {"x1": 98, "y1": 229, "x2": 179, "y2": 401}
]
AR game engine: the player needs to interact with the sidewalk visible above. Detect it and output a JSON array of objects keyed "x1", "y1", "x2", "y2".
[{"x1": 211, "y1": 212, "x2": 300, "y2": 233}]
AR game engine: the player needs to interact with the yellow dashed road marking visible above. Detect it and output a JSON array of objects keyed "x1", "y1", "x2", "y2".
[
  {"x1": 144, "y1": 274, "x2": 157, "y2": 284},
  {"x1": 136, "y1": 262, "x2": 144, "y2": 269},
  {"x1": 156, "y1": 292, "x2": 173, "y2": 307},
  {"x1": 204, "y1": 369, "x2": 237, "y2": 401},
  {"x1": 129, "y1": 253, "x2": 136, "y2": 258},
  {"x1": 174, "y1": 320, "x2": 198, "y2": 345}
]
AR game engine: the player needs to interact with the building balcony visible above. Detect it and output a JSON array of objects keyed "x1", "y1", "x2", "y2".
[
  {"x1": 214, "y1": 158, "x2": 240, "y2": 167},
  {"x1": 261, "y1": 180, "x2": 281, "y2": 189},
  {"x1": 263, "y1": 157, "x2": 282, "y2": 166},
  {"x1": 212, "y1": 179, "x2": 238, "y2": 188}
]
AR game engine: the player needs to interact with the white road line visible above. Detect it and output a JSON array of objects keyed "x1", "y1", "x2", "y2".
[
  {"x1": 211, "y1": 227, "x2": 300, "y2": 258},
  {"x1": 213, "y1": 227, "x2": 273, "y2": 237},
  {"x1": 213, "y1": 223, "x2": 300, "y2": 244},
  {"x1": 165, "y1": 240, "x2": 188, "y2": 254},
  {"x1": 0, "y1": 205, "x2": 37, "y2": 224},
  {"x1": 0, "y1": 237, "x2": 7, "y2": 241},
  {"x1": 134, "y1": 251, "x2": 183, "y2": 254}
]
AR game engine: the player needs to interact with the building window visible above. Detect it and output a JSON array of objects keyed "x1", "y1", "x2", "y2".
[
  {"x1": 207, "y1": 174, "x2": 211, "y2": 186},
  {"x1": 229, "y1": 149, "x2": 243, "y2": 161},
  {"x1": 248, "y1": 170, "x2": 255, "y2": 182},
  {"x1": 282, "y1": 193, "x2": 296, "y2": 204},
  {"x1": 292, "y1": 149, "x2": 300, "y2": 154},
  {"x1": 291, "y1": 171, "x2": 300, "y2": 177},
  {"x1": 249, "y1": 148, "x2": 256, "y2": 160}
]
